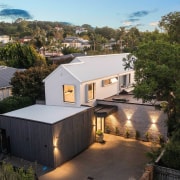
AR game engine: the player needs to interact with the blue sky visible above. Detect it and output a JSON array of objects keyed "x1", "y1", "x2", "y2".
[{"x1": 0, "y1": 0, "x2": 179, "y2": 31}]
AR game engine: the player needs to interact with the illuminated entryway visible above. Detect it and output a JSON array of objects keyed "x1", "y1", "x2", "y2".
[
  {"x1": 96, "y1": 117, "x2": 105, "y2": 132},
  {"x1": 94, "y1": 104, "x2": 118, "y2": 133}
]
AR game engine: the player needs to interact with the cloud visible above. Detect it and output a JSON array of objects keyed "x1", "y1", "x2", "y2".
[
  {"x1": 128, "y1": 18, "x2": 139, "y2": 22},
  {"x1": 129, "y1": 10, "x2": 150, "y2": 18},
  {"x1": 122, "y1": 21, "x2": 132, "y2": 26},
  {"x1": 135, "y1": 23, "x2": 144, "y2": 27},
  {"x1": 0, "y1": 8, "x2": 32, "y2": 20},
  {"x1": 0, "y1": 4, "x2": 9, "y2": 9},
  {"x1": 121, "y1": 21, "x2": 133, "y2": 29},
  {"x1": 149, "y1": 21, "x2": 159, "y2": 26}
]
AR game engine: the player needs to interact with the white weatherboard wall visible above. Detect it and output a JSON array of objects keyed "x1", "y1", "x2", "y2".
[
  {"x1": 44, "y1": 66, "x2": 81, "y2": 107},
  {"x1": 80, "y1": 71, "x2": 134, "y2": 107}
]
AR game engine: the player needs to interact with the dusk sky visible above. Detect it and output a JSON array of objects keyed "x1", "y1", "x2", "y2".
[{"x1": 0, "y1": 0, "x2": 179, "y2": 31}]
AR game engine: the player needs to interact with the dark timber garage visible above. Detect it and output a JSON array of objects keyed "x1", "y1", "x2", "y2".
[{"x1": 0, "y1": 104, "x2": 94, "y2": 168}]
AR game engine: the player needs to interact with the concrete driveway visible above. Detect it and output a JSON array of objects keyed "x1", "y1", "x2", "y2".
[{"x1": 39, "y1": 134, "x2": 152, "y2": 180}]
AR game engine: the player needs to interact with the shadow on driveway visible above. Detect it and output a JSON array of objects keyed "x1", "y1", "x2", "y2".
[{"x1": 39, "y1": 134, "x2": 153, "y2": 180}]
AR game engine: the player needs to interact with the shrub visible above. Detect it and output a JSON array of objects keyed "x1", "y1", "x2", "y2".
[
  {"x1": 0, "y1": 96, "x2": 33, "y2": 113},
  {"x1": 161, "y1": 127, "x2": 180, "y2": 170},
  {"x1": 96, "y1": 129, "x2": 103, "y2": 136},
  {"x1": 124, "y1": 129, "x2": 130, "y2": 138},
  {"x1": 0, "y1": 161, "x2": 35, "y2": 180},
  {"x1": 105, "y1": 126, "x2": 111, "y2": 134},
  {"x1": 115, "y1": 127, "x2": 120, "y2": 135},
  {"x1": 135, "y1": 130, "x2": 140, "y2": 139}
]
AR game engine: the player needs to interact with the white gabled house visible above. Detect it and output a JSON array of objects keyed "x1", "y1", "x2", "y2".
[
  {"x1": 0, "y1": 53, "x2": 168, "y2": 168},
  {"x1": 43, "y1": 53, "x2": 135, "y2": 107}
]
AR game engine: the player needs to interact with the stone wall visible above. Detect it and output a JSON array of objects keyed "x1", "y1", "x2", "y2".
[{"x1": 97, "y1": 100, "x2": 168, "y2": 143}]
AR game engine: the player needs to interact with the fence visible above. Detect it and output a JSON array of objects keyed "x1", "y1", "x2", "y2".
[{"x1": 154, "y1": 165, "x2": 180, "y2": 180}]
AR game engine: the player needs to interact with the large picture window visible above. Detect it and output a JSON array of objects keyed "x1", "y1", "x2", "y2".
[
  {"x1": 63, "y1": 85, "x2": 75, "y2": 103},
  {"x1": 87, "y1": 83, "x2": 95, "y2": 101}
]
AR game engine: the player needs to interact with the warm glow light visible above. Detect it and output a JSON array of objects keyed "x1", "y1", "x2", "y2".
[
  {"x1": 125, "y1": 119, "x2": 132, "y2": 128},
  {"x1": 149, "y1": 123, "x2": 158, "y2": 131},
  {"x1": 148, "y1": 111, "x2": 159, "y2": 124},
  {"x1": 110, "y1": 77, "x2": 118, "y2": 83},
  {"x1": 108, "y1": 115, "x2": 120, "y2": 127},
  {"x1": 127, "y1": 120, "x2": 131, "y2": 123},
  {"x1": 152, "y1": 119, "x2": 156, "y2": 124},
  {"x1": 123, "y1": 109, "x2": 135, "y2": 120},
  {"x1": 53, "y1": 136, "x2": 59, "y2": 149},
  {"x1": 97, "y1": 117, "x2": 101, "y2": 130}
]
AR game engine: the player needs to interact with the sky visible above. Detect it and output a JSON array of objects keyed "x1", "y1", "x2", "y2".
[{"x1": 0, "y1": 0, "x2": 179, "y2": 31}]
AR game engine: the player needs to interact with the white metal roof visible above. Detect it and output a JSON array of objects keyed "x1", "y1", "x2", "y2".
[
  {"x1": 44, "y1": 53, "x2": 134, "y2": 83},
  {"x1": 62, "y1": 53, "x2": 132, "y2": 82},
  {"x1": 3, "y1": 104, "x2": 90, "y2": 124}
]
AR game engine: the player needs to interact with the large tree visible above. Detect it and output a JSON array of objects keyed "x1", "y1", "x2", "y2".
[
  {"x1": 159, "y1": 11, "x2": 180, "y2": 43},
  {"x1": 0, "y1": 43, "x2": 46, "y2": 68},
  {"x1": 132, "y1": 41, "x2": 180, "y2": 133},
  {"x1": 11, "y1": 65, "x2": 57, "y2": 102}
]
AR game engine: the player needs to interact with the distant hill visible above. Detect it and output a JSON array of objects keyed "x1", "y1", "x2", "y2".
[{"x1": 59, "y1": 22, "x2": 73, "y2": 26}]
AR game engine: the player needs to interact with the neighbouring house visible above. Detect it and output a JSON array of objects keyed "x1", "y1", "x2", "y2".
[
  {"x1": 0, "y1": 35, "x2": 12, "y2": 44},
  {"x1": 0, "y1": 66, "x2": 24, "y2": 100},
  {"x1": 48, "y1": 53, "x2": 85, "y2": 65},
  {"x1": 103, "y1": 38, "x2": 117, "y2": 50},
  {"x1": 62, "y1": 36, "x2": 90, "y2": 50},
  {"x1": 19, "y1": 36, "x2": 32, "y2": 43},
  {"x1": 0, "y1": 53, "x2": 168, "y2": 168},
  {"x1": 75, "y1": 27, "x2": 88, "y2": 34}
]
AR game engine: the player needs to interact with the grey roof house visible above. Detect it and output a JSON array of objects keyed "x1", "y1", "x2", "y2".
[{"x1": 0, "y1": 66, "x2": 23, "y2": 100}]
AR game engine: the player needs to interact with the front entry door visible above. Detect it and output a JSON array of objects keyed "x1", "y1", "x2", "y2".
[{"x1": 96, "y1": 117, "x2": 105, "y2": 132}]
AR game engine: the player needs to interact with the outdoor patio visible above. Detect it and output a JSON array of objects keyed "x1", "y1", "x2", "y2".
[{"x1": 39, "y1": 134, "x2": 154, "y2": 180}]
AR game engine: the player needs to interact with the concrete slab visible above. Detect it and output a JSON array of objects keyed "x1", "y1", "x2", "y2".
[{"x1": 39, "y1": 134, "x2": 153, "y2": 180}]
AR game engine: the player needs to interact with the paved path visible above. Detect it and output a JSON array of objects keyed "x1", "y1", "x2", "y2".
[{"x1": 39, "y1": 134, "x2": 152, "y2": 180}]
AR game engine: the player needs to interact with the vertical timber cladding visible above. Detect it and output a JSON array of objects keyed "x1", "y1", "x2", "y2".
[
  {"x1": 52, "y1": 108, "x2": 95, "y2": 167},
  {"x1": 0, "y1": 115, "x2": 54, "y2": 167}
]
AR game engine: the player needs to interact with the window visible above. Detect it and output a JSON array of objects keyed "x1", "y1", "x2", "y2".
[
  {"x1": 102, "y1": 77, "x2": 118, "y2": 86},
  {"x1": 87, "y1": 83, "x2": 95, "y2": 101},
  {"x1": 129, "y1": 74, "x2": 131, "y2": 84},
  {"x1": 123, "y1": 75, "x2": 127, "y2": 87},
  {"x1": 63, "y1": 85, "x2": 75, "y2": 103},
  {"x1": 120, "y1": 74, "x2": 131, "y2": 88}
]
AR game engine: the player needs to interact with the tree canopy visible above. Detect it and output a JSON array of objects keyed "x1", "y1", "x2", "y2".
[
  {"x1": 0, "y1": 43, "x2": 46, "y2": 68},
  {"x1": 133, "y1": 41, "x2": 180, "y2": 133},
  {"x1": 159, "y1": 11, "x2": 180, "y2": 43},
  {"x1": 11, "y1": 65, "x2": 57, "y2": 102}
]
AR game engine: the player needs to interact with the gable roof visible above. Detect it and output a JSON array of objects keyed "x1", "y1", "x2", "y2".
[
  {"x1": 43, "y1": 53, "x2": 134, "y2": 83},
  {"x1": 0, "y1": 66, "x2": 24, "y2": 88},
  {"x1": 63, "y1": 53, "x2": 133, "y2": 82}
]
